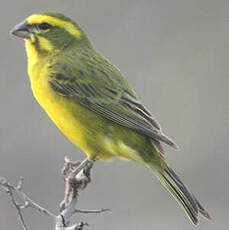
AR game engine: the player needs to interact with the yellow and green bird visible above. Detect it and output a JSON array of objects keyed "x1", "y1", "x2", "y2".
[{"x1": 11, "y1": 12, "x2": 211, "y2": 224}]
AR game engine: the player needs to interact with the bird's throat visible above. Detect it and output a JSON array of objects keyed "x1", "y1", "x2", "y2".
[{"x1": 25, "y1": 40, "x2": 41, "y2": 77}]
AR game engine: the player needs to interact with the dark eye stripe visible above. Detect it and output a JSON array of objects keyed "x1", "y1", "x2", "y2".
[{"x1": 38, "y1": 23, "x2": 52, "y2": 30}]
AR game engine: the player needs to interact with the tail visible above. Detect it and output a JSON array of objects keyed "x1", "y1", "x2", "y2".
[{"x1": 153, "y1": 165, "x2": 211, "y2": 224}]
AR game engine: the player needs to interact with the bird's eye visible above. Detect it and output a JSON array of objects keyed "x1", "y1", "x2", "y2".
[{"x1": 38, "y1": 23, "x2": 52, "y2": 30}]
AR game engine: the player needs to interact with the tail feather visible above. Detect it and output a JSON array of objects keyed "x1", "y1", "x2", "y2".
[
  {"x1": 154, "y1": 166, "x2": 211, "y2": 225},
  {"x1": 193, "y1": 195, "x2": 212, "y2": 220},
  {"x1": 157, "y1": 132, "x2": 180, "y2": 150}
]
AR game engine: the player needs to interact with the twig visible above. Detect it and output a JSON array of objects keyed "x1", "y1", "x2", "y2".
[
  {"x1": 74, "y1": 208, "x2": 110, "y2": 214},
  {"x1": 3, "y1": 179, "x2": 28, "y2": 230},
  {"x1": 0, "y1": 157, "x2": 109, "y2": 230}
]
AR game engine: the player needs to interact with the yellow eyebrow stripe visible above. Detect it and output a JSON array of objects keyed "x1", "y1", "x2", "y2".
[{"x1": 26, "y1": 14, "x2": 81, "y2": 39}]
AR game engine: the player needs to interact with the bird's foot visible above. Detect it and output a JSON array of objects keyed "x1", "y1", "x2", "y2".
[{"x1": 60, "y1": 157, "x2": 93, "y2": 212}]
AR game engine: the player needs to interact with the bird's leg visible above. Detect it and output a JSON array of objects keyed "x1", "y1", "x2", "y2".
[{"x1": 60, "y1": 157, "x2": 94, "y2": 212}]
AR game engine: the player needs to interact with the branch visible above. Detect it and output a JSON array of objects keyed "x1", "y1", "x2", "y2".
[
  {"x1": 74, "y1": 208, "x2": 110, "y2": 214},
  {"x1": 0, "y1": 177, "x2": 29, "y2": 230},
  {"x1": 0, "y1": 157, "x2": 109, "y2": 230}
]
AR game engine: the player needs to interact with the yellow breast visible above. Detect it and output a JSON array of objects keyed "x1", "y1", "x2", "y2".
[{"x1": 29, "y1": 63, "x2": 91, "y2": 157}]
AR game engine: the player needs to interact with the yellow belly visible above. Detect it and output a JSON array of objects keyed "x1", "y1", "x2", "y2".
[{"x1": 31, "y1": 77, "x2": 92, "y2": 155}]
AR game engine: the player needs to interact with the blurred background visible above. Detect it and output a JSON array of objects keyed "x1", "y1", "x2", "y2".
[{"x1": 0, "y1": 0, "x2": 228, "y2": 229}]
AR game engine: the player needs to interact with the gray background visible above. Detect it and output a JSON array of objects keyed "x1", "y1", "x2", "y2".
[{"x1": 0, "y1": 0, "x2": 228, "y2": 229}]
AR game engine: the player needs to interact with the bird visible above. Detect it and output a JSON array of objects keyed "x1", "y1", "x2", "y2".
[{"x1": 11, "y1": 12, "x2": 211, "y2": 224}]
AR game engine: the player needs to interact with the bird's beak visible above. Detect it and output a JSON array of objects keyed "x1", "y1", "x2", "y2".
[{"x1": 11, "y1": 22, "x2": 30, "y2": 39}]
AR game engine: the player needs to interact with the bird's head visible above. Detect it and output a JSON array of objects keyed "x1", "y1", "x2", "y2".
[{"x1": 11, "y1": 12, "x2": 91, "y2": 56}]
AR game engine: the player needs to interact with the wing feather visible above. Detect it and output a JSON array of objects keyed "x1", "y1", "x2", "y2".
[{"x1": 49, "y1": 70, "x2": 179, "y2": 155}]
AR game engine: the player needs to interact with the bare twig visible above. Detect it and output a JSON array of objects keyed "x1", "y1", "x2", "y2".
[
  {"x1": 74, "y1": 208, "x2": 110, "y2": 214},
  {"x1": 0, "y1": 157, "x2": 109, "y2": 230},
  {"x1": 0, "y1": 177, "x2": 28, "y2": 230}
]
